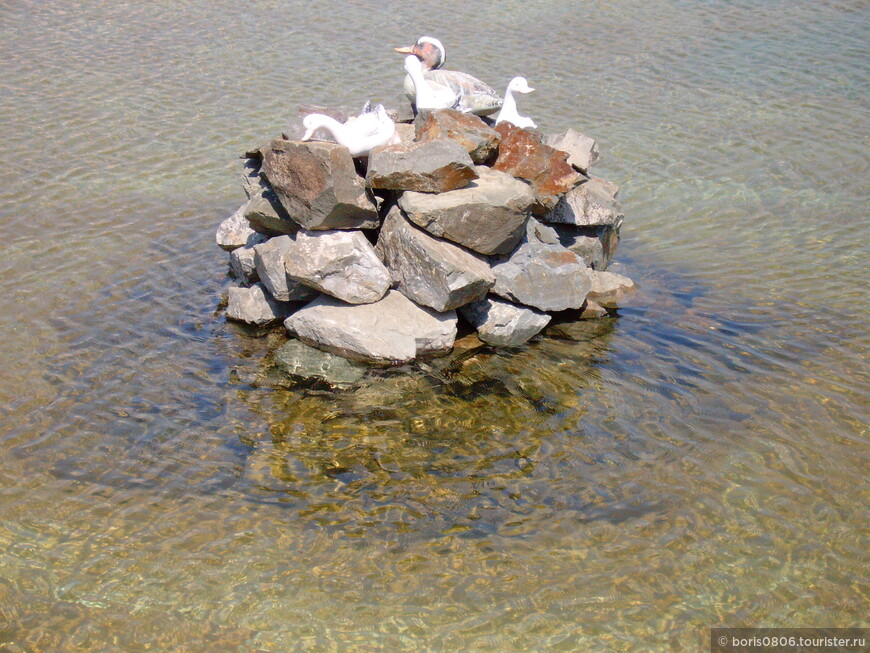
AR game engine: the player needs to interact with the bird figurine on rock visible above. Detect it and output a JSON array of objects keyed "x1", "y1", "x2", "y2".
[
  {"x1": 394, "y1": 36, "x2": 503, "y2": 116},
  {"x1": 403, "y1": 55, "x2": 460, "y2": 112},
  {"x1": 301, "y1": 102, "x2": 399, "y2": 157},
  {"x1": 495, "y1": 76, "x2": 537, "y2": 129}
]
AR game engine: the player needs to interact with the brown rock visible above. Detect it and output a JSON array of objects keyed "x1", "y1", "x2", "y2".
[
  {"x1": 492, "y1": 122, "x2": 583, "y2": 215},
  {"x1": 260, "y1": 139, "x2": 379, "y2": 230},
  {"x1": 365, "y1": 139, "x2": 478, "y2": 193},
  {"x1": 415, "y1": 109, "x2": 501, "y2": 164}
]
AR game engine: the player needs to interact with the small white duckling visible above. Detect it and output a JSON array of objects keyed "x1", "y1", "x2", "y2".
[
  {"x1": 301, "y1": 103, "x2": 397, "y2": 156},
  {"x1": 495, "y1": 77, "x2": 537, "y2": 129},
  {"x1": 403, "y1": 54, "x2": 460, "y2": 112}
]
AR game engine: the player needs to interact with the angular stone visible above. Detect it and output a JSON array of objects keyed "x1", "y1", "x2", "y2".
[
  {"x1": 229, "y1": 234, "x2": 267, "y2": 285},
  {"x1": 274, "y1": 339, "x2": 367, "y2": 388},
  {"x1": 492, "y1": 122, "x2": 583, "y2": 215},
  {"x1": 376, "y1": 206, "x2": 494, "y2": 311},
  {"x1": 490, "y1": 220, "x2": 592, "y2": 311},
  {"x1": 243, "y1": 187, "x2": 301, "y2": 236},
  {"x1": 459, "y1": 297, "x2": 551, "y2": 347},
  {"x1": 415, "y1": 109, "x2": 501, "y2": 164},
  {"x1": 586, "y1": 270, "x2": 637, "y2": 307},
  {"x1": 285, "y1": 290, "x2": 457, "y2": 364},
  {"x1": 253, "y1": 235, "x2": 318, "y2": 302},
  {"x1": 216, "y1": 204, "x2": 260, "y2": 251},
  {"x1": 226, "y1": 283, "x2": 295, "y2": 326},
  {"x1": 365, "y1": 139, "x2": 477, "y2": 193},
  {"x1": 284, "y1": 230, "x2": 391, "y2": 304},
  {"x1": 543, "y1": 177, "x2": 622, "y2": 227},
  {"x1": 386, "y1": 101, "x2": 416, "y2": 124},
  {"x1": 242, "y1": 157, "x2": 266, "y2": 199},
  {"x1": 260, "y1": 139, "x2": 379, "y2": 230},
  {"x1": 397, "y1": 166, "x2": 535, "y2": 255},
  {"x1": 394, "y1": 122, "x2": 416, "y2": 146},
  {"x1": 545, "y1": 128, "x2": 600, "y2": 173},
  {"x1": 553, "y1": 220, "x2": 622, "y2": 270},
  {"x1": 580, "y1": 299, "x2": 609, "y2": 319}
]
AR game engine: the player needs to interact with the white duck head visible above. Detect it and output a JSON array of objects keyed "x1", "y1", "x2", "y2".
[
  {"x1": 403, "y1": 54, "x2": 459, "y2": 112},
  {"x1": 394, "y1": 36, "x2": 446, "y2": 71},
  {"x1": 495, "y1": 76, "x2": 537, "y2": 129}
]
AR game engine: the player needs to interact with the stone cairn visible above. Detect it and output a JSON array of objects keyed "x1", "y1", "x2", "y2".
[{"x1": 217, "y1": 107, "x2": 636, "y2": 374}]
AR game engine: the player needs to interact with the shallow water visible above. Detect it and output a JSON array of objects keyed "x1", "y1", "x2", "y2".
[{"x1": 0, "y1": 0, "x2": 867, "y2": 650}]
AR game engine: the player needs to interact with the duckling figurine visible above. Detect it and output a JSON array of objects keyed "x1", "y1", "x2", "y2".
[
  {"x1": 395, "y1": 36, "x2": 503, "y2": 116},
  {"x1": 301, "y1": 103, "x2": 399, "y2": 156},
  {"x1": 495, "y1": 77, "x2": 537, "y2": 129},
  {"x1": 403, "y1": 54, "x2": 460, "y2": 112}
]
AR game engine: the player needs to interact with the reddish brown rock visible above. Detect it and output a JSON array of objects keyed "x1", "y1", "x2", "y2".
[
  {"x1": 365, "y1": 139, "x2": 478, "y2": 193},
  {"x1": 260, "y1": 139, "x2": 379, "y2": 230},
  {"x1": 415, "y1": 109, "x2": 501, "y2": 164},
  {"x1": 492, "y1": 123, "x2": 584, "y2": 215}
]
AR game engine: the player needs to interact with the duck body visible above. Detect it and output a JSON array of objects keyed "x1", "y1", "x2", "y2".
[
  {"x1": 395, "y1": 36, "x2": 503, "y2": 116},
  {"x1": 495, "y1": 77, "x2": 537, "y2": 129},
  {"x1": 301, "y1": 103, "x2": 398, "y2": 157},
  {"x1": 403, "y1": 55, "x2": 460, "y2": 112}
]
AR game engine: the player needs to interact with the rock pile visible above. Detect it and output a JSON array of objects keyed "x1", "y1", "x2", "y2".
[{"x1": 217, "y1": 109, "x2": 635, "y2": 366}]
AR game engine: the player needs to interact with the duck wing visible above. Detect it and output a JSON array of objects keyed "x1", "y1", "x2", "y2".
[{"x1": 424, "y1": 69, "x2": 504, "y2": 115}]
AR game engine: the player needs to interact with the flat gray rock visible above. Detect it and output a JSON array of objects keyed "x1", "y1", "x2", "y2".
[
  {"x1": 260, "y1": 139, "x2": 379, "y2": 230},
  {"x1": 229, "y1": 234, "x2": 267, "y2": 285},
  {"x1": 243, "y1": 187, "x2": 301, "y2": 236},
  {"x1": 216, "y1": 204, "x2": 260, "y2": 251},
  {"x1": 285, "y1": 290, "x2": 457, "y2": 364},
  {"x1": 253, "y1": 235, "x2": 318, "y2": 302},
  {"x1": 459, "y1": 297, "x2": 551, "y2": 347},
  {"x1": 366, "y1": 139, "x2": 478, "y2": 193},
  {"x1": 543, "y1": 177, "x2": 622, "y2": 227},
  {"x1": 397, "y1": 166, "x2": 535, "y2": 255},
  {"x1": 376, "y1": 206, "x2": 494, "y2": 311},
  {"x1": 226, "y1": 283, "x2": 295, "y2": 326},
  {"x1": 273, "y1": 339, "x2": 367, "y2": 388},
  {"x1": 490, "y1": 220, "x2": 592, "y2": 311},
  {"x1": 284, "y1": 229, "x2": 391, "y2": 304},
  {"x1": 586, "y1": 269, "x2": 637, "y2": 307},
  {"x1": 545, "y1": 129, "x2": 600, "y2": 173}
]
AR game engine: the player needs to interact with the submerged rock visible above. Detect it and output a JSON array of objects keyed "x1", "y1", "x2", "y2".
[
  {"x1": 459, "y1": 297, "x2": 551, "y2": 347},
  {"x1": 492, "y1": 122, "x2": 583, "y2": 214},
  {"x1": 273, "y1": 339, "x2": 367, "y2": 388},
  {"x1": 365, "y1": 139, "x2": 478, "y2": 193},
  {"x1": 285, "y1": 290, "x2": 457, "y2": 364},
  {"x1": 226, "y1": 283, "x2": 296, "y2": 326},
  {"x1": 376, "y1": 206, "x2": 494, "y2": 311},
  {"x1": 543, "y1": 177, "x2": 622, "y2": 227},
  {"x1": 586, "y1": 269, "x2": 637, "y2": 307},
  {"x1": 545, "y1": 128, "x2": 600, "y2": 173},
  {"x1": 490, "y1": 220, "x2": 592, "y2": 311},
  {"x1": 397, "y1": 166, "x2": 535, "y2": 255},
  {"x1": 415, "y1": 109, "x2": 501, "y2": 164},
  {"x1": 229, "y1": 234, "x2": 268, "y2": 285},
  {"x1": 260, "y1": 139, "x2": 379, "y2": 230},
  {"x1": 253, "y1": 235, "x2": 318, "y2": 302},
  {"x1": 284, "y1": 229, "x2": 391, "y2": 304},
  {"x1": 216, "y1": 204, "x2": 259, "y2": 251}
]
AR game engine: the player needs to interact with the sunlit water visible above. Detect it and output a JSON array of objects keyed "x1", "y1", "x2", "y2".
[{"x1": 0, "y1": 0, "x2": 867, "y2": 650}]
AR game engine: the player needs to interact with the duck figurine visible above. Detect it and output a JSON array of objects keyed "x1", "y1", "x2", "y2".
[
  {"x1": 394, "y1": 36, "x2": 503, "y2": 116},
  {"x1": 495, "y1": 77, "x2": 537, "y2": 129},
  {"x1": 403, "y1": 55, "x2": 460, "y2": 112},
  {"x1": 301, "y1": 102, "x2": 399, "y2": 157}
]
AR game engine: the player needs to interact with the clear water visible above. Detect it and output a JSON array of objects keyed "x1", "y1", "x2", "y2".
[{"x1": 0, "y1": 0, "x2": 867, "y2": 650}]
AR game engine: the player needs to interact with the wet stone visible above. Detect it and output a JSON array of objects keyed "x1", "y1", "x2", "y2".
[
  {"x1": 365, "y1": 139, "x2": 478, "y2": 193},
  {"x1": 415, "y1": 109, "x2": 501, "y2": 164},
  {"x1": 273, "y1": 339, "x2": 367, "y2": 388},
  {"x1": 459, "y1": 297, "x2": 551, "y2": 347},
  {"x1": 586, "y1": 269, "x2": 637, "y2": 307}
]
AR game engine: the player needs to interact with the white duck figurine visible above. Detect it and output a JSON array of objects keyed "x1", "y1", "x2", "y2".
[
  {"x1": 403, "y1": 54, "x2": 460, "y2": 112},
  {"x1": 395, "y1": 36, "x2": 503, "y2": 116},
  {"x1": 301, "y1": 103, "x2": 399, "y2": 157},
  {"x1": 495, "y1": 77, "x2": 537, "y2": 129}
]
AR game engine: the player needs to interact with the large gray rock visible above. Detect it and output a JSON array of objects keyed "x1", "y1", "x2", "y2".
[
  {"x1": 226, "y1": 283, "x2": 295, "y2": 326},
  {"x1": 376, "y1": 206, "x2": 494, "y2": 311},
  {"x1": 490, "y1": 220, "x2": 592, "y2": 311},
  {"x1": 253, "y1": 235, "x2": 318, "y2": 302},
  {"x1": 586, "y1": 270, "x2": 637, "y2": 307},
  {"x1": 543, "y1": 177, "x2": 622, "y2": 227},
  {"x1": 229, "y1": 234, "x2": 268, "y2": 285},
  {"x1": 260, "y1": 139, "x2": 379, "y2": 230},
  {"x1": 243, "y1": 187, "x2": 301, "y2": 236},
  {"x1": 397, "y1": 166, "x2": 535, "y2": 255},
  {"x1": 459, "y1": 297, "x2": 551, "y2": 347},
  {"x1": 545, "y1": 129, "x2": 600, "y2": 173},
  {"x1": 284, "y1": 230, "x2": 391, "y2": 304},
  {"x1": 216, "y1": 204, "x2": 260, "y2": 251},
  {"x1": 285, "y1": 290, "x2": 457, "y2": 364},
  {"x1": 553, "y1": 220, "x2": 622, "y2": 270},
  {"x1": 365, "y1": 139, "x2": 478, "y2": 193},
  {"x1": 273, "y1": 339, "x2": 367, "y2": 388}
]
